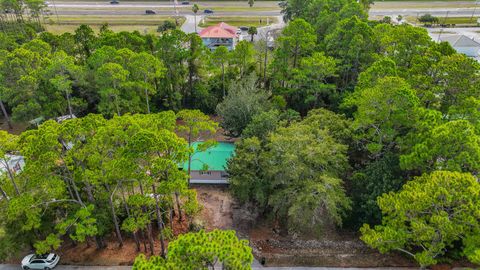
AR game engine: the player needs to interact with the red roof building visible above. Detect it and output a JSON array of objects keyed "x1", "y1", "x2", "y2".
[
  {"x1": 199, "y1": 22, "x2": 237, "y2": 38},
  {"x1": 199, "y1": 22, "x2": 238, "y2": 50}
]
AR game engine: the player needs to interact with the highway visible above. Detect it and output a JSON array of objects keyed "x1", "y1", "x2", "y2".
[{"x1": 46, "y1": 1, "x2": 479, "y2": 18}]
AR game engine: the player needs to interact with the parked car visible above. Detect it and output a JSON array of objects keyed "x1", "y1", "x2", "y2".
[
  {"x1": 110, "y1": 0, "x2": 119, "y2": 4},
  {"x1": 145, "y1": 9, "x2": 156, "y2": 14},
  {"x1": 21, "y1": 253, "x2": 60, "y2": 270},
  {"x1": 181, "y1": 1, "x2": 190, "y2": 4},
  {"x1": 204, "y1": 9, "x2": 214, "y2": 14},
  {"x1": 239, "y1": 26, "x2": 249, "y2": 31}
]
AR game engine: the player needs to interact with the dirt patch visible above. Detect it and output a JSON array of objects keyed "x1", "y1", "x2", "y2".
[
  {"x1": 193, "y1": 185, "x2": 416, "y2": 267},
  {"x1": 249, "y1": 225, "x2": 418, "y2": 267},
  {"x1": 57, "y1": 216, "x2": 189, "y2": 266},
  {"x1": 195, "y1": 185, "x2": 235, "y2": 230},
  {"x1": 0, "y1": 116, "x2": 28, "y2": 135}
]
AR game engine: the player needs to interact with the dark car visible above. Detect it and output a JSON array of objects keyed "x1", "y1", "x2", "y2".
[
  {"x1": 204, "y1": 9, "x2": 214, "y2": 14},
  {"x1": 110, "y1": 0, "x2": 119, "y2": 4},
  {"x1": 239, "y1": 26, "x2": 249, "y2": 31},
  {"x1": 145, "y1": 9, "x2": 156, "y2": 14},
  {"x1": 181, "y1": 1, "x2": 190, "y2": 5}
]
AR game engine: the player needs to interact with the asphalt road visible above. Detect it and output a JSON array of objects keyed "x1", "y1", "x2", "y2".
[
  {"x1": 46, "y1": 1, "x2": 478, "y2": 17},
  {"x1": 5, "y1": 264, "x2": 475, "y2": 270},
  {"x1": 0, "y1": 266, "x2": 131, "y2": 270}
]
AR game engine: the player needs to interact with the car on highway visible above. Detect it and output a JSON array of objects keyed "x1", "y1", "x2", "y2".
[
  {"x1": 110, "y1": 0, "x2": 119, "y2": 4},
  {"x1": 145, "y1": 9, "x2": 156, "y2": 15},
  {"x1": 239, "y1": 26, "x2": 249, "y2": 31},
  {"x1": 204, "y1": 9, "x2": 214, "y2": 14},
  {"x1": 21, "y1": 253, "x2": 60, "y2": 270},
  {"x1": 181, "y1": 1, "x2": 190, "y2": 4}
]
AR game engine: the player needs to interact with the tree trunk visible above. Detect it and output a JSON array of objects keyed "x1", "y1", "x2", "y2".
[
  {"x1": 121, "y1": 185, "x2": 140, "y2": 251},
  {"x1": 221, "y1": 63, "x2": 225, "y2": 97},
  {"x1": 174, "y1": 192, "x2": 183, "y2": 221},
  {"x1": 293, "y1": 43, "x2": 299, "y2": 69},
  {"x1": 152, "y1": 184, "x2": 166, "y2": 257},
  {"x1": 187, "y1": 129, "x2": 192, "y2": 187},
  {"x1": 106, "y1": 184, "x2": 123, "y2": 247},
  {"x1": 84, "y1": 182, "x2": 104, "y2": 249},
  {"x1": 169, "y1": 209, "x2": 174, "y2": 229},
  {"x1": 144, "y1": 77, "x2": 150, "y2": 114},
  {"x1": 114, "y1": 94, "x2": 120, "y2": 116},
  {"x1": 263, "y1": 40, "x2": 268, "y2": 89},
  {"x1": 140, "y1": 229, "x2": 148, "y2": 253},
  {"x1": 194, "y1": 14, "x2": 197, "y2": 33},
  {"x1": 0, "y1": 186, "x2": 9, "y2": 201},
  {"x1": 146, "y1": 222, "x2": 155, "y2": 255},
  {"x1": 65, "y1": 88, "x2": 73, "y2": 116},
  {"x1": 138, "y1": 181, "x2": 154, "y2": 254},
  {"x1": 0, "y1": 100, "x2": 12, "y2": 129},
  {"x1": 3, "y1": 161, "x2": 20, "y2": 195}
]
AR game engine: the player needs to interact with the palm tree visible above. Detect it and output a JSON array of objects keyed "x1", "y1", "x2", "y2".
[
  {"x1": 248, "y1": 26, "x2": 257, "y2": 42},
  {"x1": 248, "y1": 0, "x2": 254, "y2": 8},
  {"x1": 192, "y1": 4, "x2": 199, "y2": 33}
]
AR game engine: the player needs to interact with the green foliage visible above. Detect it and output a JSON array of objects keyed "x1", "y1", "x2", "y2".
[
  {"x1": 347, "y1": 153, "x2": 404, "y2": 228},
  {"x1": 34, "y1": 234, "x2": 62, "y2": 254},
  {"x1": 0, "y1": 112, "x2": 200, "y2": 257},
  {"x1": 242, "y1": 110, "x2": 281, "y2": 140},
  {"x1": 133, "y1": 230, "x2": 253, "y2": 270},
  {"x1": 401, "y1": 120, "x2": 480, "y2": 173},
  {"x1": 229, "y1": 112, "x2": 351, "y2": 234},
  {"x1": 418, "y1": 14, "x2": 439, "y2": 25},
  {"x1": 324, "y1": 16, "x2": 377, "y2": 87},
  {"x1": 361, "y1": 171, "x2": 480, "y2": 267},
  {"x1": 157, "y1": 21, "x2": 177, "y2": 33},
  {"x1": 344, "y1": 76, "x2": 420, "y2": 154},
  {"x1": 216, "y1": 75, "x2": 270, "y2": 137},
  {"x1": 289, "y1": 52, "x2": 338, "y2": 111},
  {"x1": 271, "y1": 18, "x2": 316, "y2": 91},
  {"x1": 228, "y1": 137, "x2": 268, "y2": 207},
  {"x1": 177, "y1": 109, "x2": 218, "y2": 140}
]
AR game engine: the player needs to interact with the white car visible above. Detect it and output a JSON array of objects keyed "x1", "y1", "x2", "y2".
[{"x1": 21, "y1": 253, "x2": 60, "y2": 270}]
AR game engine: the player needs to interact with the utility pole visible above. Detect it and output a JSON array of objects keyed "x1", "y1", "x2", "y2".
[
  {"x1": 438, "y1": 11, "x2": 449, "y2": 42},
  {"x1": 471, "y1": 1, "x2": 479, "y2": 23},
  {"x1": 50, "y1": 0, "x2": 60, "y2": 23},
  {"x1": 263, "y1": 30, "x2": 271, "y2": 89},
  {"x1": 172, "y1": 0, "x2": 179, "y2": 25}
]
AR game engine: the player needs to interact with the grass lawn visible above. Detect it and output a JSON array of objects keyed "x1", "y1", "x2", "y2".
[
  {"x1": 373, "y1": 1, "x2": 477, "y2": 9},
  {"x1": 407, "y1": 16, "x2": 479, "y2": 26},
  {"x1": 43, "y1": 15, "x2": 184, "y2": 34},
  {"x1": 442, "y1": 17, "x2": 479, "y2": 25},
  {"x1": 198, "y1": 16, "x2": 276, "y2": 27}
]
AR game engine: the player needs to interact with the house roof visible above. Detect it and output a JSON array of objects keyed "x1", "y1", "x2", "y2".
[
  {"x1": 439, "y1": 35, "x2": 480, "y2": 48},
  {"x1": 182, "y1": 142, "x2": 235, "y2": 171},
  {"x1": 199, "y1": 22, "x2": 237, "y2": 38}
]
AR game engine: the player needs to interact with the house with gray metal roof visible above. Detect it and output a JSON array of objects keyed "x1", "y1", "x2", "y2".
[{"x1": 438, "y1": 35, "x2": 480, "y2": 60}]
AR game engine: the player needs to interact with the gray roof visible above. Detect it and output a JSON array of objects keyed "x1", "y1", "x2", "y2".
[{"x1": 439, "y1": 35, "x2": 480, "y2": 48}]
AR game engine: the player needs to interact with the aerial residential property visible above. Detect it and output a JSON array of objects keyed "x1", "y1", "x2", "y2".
[
  {"x1": 199, "y1": 22, "x2": 239, "y2": 51},
  {"x1": 183, "y1": 142, "x2": 234, "y2": 184},
  {"x1": 0, "y1": 0, "x2": 480, "y2": 269},
  {"x1": 439, "y1": 35, "x2": 480, "y2": 61}
]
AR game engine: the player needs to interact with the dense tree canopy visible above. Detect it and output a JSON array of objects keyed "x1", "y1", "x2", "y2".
[
  {"x1": 361, "y1": 171, "x2": 480, "y2": 267},
  {"x1": 0, "y1": 112, "x2": 205, "y2": 258},
  {"x1": 133, "y1": 230, "x2": 253, "y2": 270},
  {"x1": 229, "y1": 110, "x2": 351, "y2": 235},
  {"x1": 0, "y1": 0, "x2": 479, "y2": 266}
]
